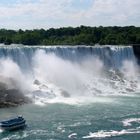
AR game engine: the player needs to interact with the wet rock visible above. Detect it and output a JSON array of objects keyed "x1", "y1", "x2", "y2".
[
  {"x1": 32, "y1": 90, "x2": 56, "y2": 99},
  {"x1": 125, "y1": 88, "x2": 135, "y2": 92},
  {"x1": 34, "y1": 79, "x2": 41, "y2": 85},
  {"x1": 0, "y1": 82, "x2": 30, "y2": 108},
  {"x1": 61, "y1": 90, "x2": 70, "y2": 98}
]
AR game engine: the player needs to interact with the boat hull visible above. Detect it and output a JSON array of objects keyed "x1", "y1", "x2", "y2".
[
  {"x1": 0, "y1": 123, "x2": 26, "y2": 131},
  {"x1": 0, "y1": 116, "x2": 26, "y2": 131}
]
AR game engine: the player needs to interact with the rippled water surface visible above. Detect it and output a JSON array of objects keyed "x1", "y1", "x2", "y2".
[
  {"x1": 0, "y1": 45, "x2": 140, "y2": 139},
  {"x1": 0, "y1": 94, "x2": 140, "y2": 140}
]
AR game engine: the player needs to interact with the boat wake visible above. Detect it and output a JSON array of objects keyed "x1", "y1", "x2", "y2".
[
  {"x1": 82, "y1": 128, "x2": 140, "y2": 139},
  {"x1": 1, "y1": 129, "x2": 47, "y2": 140},
  {"x1": 83, "y1": 117, "x2": 140, "y2": 139},
  {"x1": 123, "y1": 118, "x2": 140, "y2": 126}
]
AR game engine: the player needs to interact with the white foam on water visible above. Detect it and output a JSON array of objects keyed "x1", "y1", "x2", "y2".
[
  {"x1": 68, "y1": 133, "x2": 77, "y2": 139},
  {"x1": 82, "y1": 128, "x2": 140, "y2": 139},
  {"x1": 1, "y1": 133, "x2": 28, "y2": 140},
  {"x1": 0, "y1": 128, "x2": 3, "y2": 133},
  {"x1": 123, "y1": 118, "x2": 140, "y2": 126},
  {"x1": 28, "y1": 74, "x2": 117, "y2": 106},
  {"x1": 27, "y1": 50, "x2": 140, "y2": 105},
  {"x1": 32, "y1": 95, "x2": 116, "y2": 106},
  {"x1": 28, "y1": 129, "x2": 47, "y2": 136},
  {"x1": 1, "y1": 129, "x2": 49, "y2": 140}
]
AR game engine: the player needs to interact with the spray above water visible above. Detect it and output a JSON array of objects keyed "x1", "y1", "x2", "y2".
[
  {"x1": 33, "y1": 50, "x2": 104, "y2": 96},
  {"x1": 0, "y1": 46, "x2": 139, "y2": 105}
]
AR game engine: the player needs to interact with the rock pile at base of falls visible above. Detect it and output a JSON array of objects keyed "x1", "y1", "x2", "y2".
[{"x1": 0, "y1": 82, "x2": 30, "y2": 108}]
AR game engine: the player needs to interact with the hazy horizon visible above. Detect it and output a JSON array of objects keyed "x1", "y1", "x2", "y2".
[
  {"x1": 0, "y1": 0, "x2": 140, "y2": 29},
  {"x1": 1, "y1": 25, "x2": 140, "y2": 31}
]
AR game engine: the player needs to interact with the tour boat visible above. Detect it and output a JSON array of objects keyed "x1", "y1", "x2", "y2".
[{"x1": 0, "y1": 116, "x2": 26, "y2": 131}]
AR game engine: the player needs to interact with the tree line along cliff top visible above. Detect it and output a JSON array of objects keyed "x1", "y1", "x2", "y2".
[{"x1": 0, "y1": 26, "x2": 140, "y2": 46}]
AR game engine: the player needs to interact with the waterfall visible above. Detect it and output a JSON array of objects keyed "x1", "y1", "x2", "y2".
[
  {"x1": 0, "y1": 44, "x2": 139, "y2": 105},
  {"x1": 0, "y1": 45, "x2": 136, "y2": 70}
]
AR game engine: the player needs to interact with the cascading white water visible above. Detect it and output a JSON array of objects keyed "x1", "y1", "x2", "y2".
[{"x1": 0, "y1": 45, "x2": 139, "y2": 105}]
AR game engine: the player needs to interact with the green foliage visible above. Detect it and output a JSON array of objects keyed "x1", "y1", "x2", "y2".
[{"x1": 0, "y1": 26, "x2": 140, "y2": 45}]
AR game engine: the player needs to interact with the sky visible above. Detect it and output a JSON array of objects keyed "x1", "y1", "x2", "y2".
[{"x1": 0, "y1": 0, "x2": 140, "y2": 29}]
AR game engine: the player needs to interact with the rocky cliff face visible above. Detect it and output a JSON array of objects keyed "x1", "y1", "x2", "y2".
[
  {"x1": 133, "y1": 45, "x2": 140, "y2": 64},
  {"x1": 0, "y1": 78, "x2": 30, "y2": 108}
]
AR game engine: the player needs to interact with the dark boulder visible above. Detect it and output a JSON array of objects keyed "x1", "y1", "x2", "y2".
[
  {"x1": 60, "y1": 90, "x2": 70, "y2": 98},
  {"x1": 0, "y1": 82, "x2": 30, "y2": 108}
]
